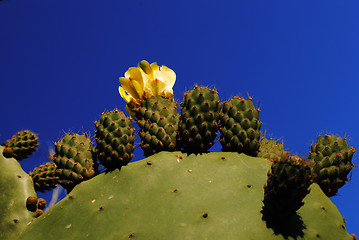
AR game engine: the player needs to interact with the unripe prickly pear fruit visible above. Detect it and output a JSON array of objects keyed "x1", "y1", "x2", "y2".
[
  {"x1": 308, "y1": 134, "x2": 355, "y2": 197},
  {"x1": 132, "y1": 96, "x2": 179, "y2": 156},
  {"x1": 52, "y1": 133, "x2": 97, "y2": 192},
  {"x1": 258, "y1": 137, "x2": 289, "y2": 161},
  {"x1": 29, "y1": 162, "x2": 60, "y2": 193},
  {"x1": 95, "y1": 109, "x2": 135, "y2": 170},
  {"x1": 219, "y1": 96, "x2": 261, "y2": 156},
  {"x1": 178, "y1": 85, "x2": 222, "y2": 153},
  {"x1": 263, "y1": 154, "x2": 312, "y2": 219},
  {"x1": 2, "y1": 130, "x2": 38, "y2": 160}
]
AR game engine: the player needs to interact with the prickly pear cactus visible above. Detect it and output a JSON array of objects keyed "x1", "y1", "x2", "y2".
[
  {"x1": 19, "y1": 152, "x2": 353, "y2": 240},
  {"x1": 0, "y1": 146, "x2": 36, "y2": 240},
  {"x1": 5, "y1": 60, "x2": 357, "y2": 240}
]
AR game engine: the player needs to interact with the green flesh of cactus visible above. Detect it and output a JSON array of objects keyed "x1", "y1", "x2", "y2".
[
  {"x1": 133, "y1": 96, "x2": 179, "y2": 156},
  {"x1": 94, "y1": 109, "x2": 135, "y2": 170},
  {"x1": 0, "y1": 146, "x2": 36, "y2": 240},
  {"x1": 19, "y1": 152, "x2": 352, "y2": 240},
  {"x1": 179, "y1": 86, "x2": 222, "y2": 153},
  {"x1": 219, "y1": 96, "x2": 262, "y2": 156},
  {"x1": 309, "y1": 134, "x2": 355, "y2": 197}
]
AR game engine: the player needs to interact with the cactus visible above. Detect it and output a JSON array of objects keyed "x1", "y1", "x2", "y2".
[
  {"x1": 118, "y1": 60, "x2": 179, "y2": 156},
  {"x1": 94, "y1": 109, "x2": 135, "y2": 170},
  {"x1": 52, "y1": 133, "x2": 98, "y2": 192},
  {"x1": 2, "y1": 130, "x2": 38, "y2": 161},
  {"x1": 219, "y1": 96, "x2": 262, "y2": 156},
  {"x1": 262, "y1": 154, "x2": 313, "y2": 219},
  {"x1": 178, "y1": 86, "x2": 222, "y2": 153},
  {"x1": 258, "y1": 137, "x2": 289, "y2": 161},
  {"x1": 1, "y1": 60, "x2": 357, "y2": 239},
  {"x1": 29, "y1": 162, "x2": 60, "y2": 193},
  {"x1": 0, "y1": 146, "x2": 37, "y2": 240},
  {"x1": 18, "y1": 152, "x2": 354, "y2": 239},
  {"x1": 308, "y1": 134, "x2": 355, "y2": 197},
  {"x1": 132, "y1": 96, "x2": 179, "y2": 156}
]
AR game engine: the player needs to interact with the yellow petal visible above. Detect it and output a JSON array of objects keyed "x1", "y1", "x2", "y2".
[
  {"x1": 118, "y1": 86, "x2": 132, "y2": 103},
  {"x1": 132, "y1": 80, "x2": 143, "y2": 99},
  {"x1": 119, "y1": 77, "x2": 140, "y2": 100},
  {"x1": 125, "y1": 67, "x2": 144, "y2": 87},
  {"x1": 160, "y1": 65, "x2": 176, "y2": 93},
  {"x1": 148, "y1": 78, "x2": 167, "y2": 96},
  {"x1": 150, "y1": 62, "x2": 159, "y2": 72},
  {"x1": 138, "y1": 60, "x2": 153, "y2": 75}
]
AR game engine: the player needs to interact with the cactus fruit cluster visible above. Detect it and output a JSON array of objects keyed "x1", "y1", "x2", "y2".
[{"x1": 0, "y1": 60, "x2": 357, "y2": 239}]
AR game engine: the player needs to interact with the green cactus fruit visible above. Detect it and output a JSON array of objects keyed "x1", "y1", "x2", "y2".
[
  {"x1": 19, "y1": 152, "x2": 353, "y2": 240},
  {"x1": 308, "y1": 134, "x2": 355, "y2": 197},
  {"x1": 262, "y1": 154, "x2": 313, "y2": 219},
  {"x1": 132, "y1": 96, "x2": 179, "y2": 156},
  {"x1": 29, "y1": 162, "x2": 60, "y2": 193},
  {"x1": 94, "y1": 109, "x2": 135, "y2": 170},
  {"x1": 52, "y1": 133, "x2": 97, "y2": 192},
  {"x1": 0, "y1": 146, "x2": 37, "y2": 240},
  {"x1": 258, "y1": 137, "x2": 289, "y2": 161},
  {"x1": 219, "y1": 96, "x2": 262, "y2": 156},
  {"x1": 2, "y1": 130, "x2": 38, "y2": 161},
  {"x1": 178, "y1": 86, "x2": 222, "y2": 153}
]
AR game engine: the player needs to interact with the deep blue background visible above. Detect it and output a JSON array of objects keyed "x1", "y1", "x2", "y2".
[{"x1": 1, "y1": 0, "x2": 358, "y2": 235}]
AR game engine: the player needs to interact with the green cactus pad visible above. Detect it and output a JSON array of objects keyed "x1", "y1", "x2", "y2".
[
  {"x1": 52, "y1": 133, "x2": 97, "y2": 192},
  {"x1": 219, "y1": 96, "x2": 262, "y2": 156},
  {"x1": 308, "y1": 134, "x2": 355, "y2": 197},
  {"x1": 0, "y1": 146, "x2": 37, "y2": 240},
  {"x1": 132, "y1": 96, "x2": 179, "y2": 156},
  {"x1": 3, "y1": 130, "x2": 38, "y2": 161},
  {"x1": 29, "y1": 162, "x2": 60, "y2": 193},
  {"x1": 19, "y1": 152, "x2": 352, "y2": 240},
  {"x1": 179, "y1": 86, "x2": 222, "y2": 153},
  {"x1": 94, "y1": 109, "x2": 135, "y2": 170},
  {"x1": 258, "y1": 137, "x2": 289, "y2": 161}
]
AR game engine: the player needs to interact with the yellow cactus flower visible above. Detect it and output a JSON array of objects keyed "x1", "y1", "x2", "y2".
[{"x1": 118, "y1": 60, "x2": 176, "y2": 104}]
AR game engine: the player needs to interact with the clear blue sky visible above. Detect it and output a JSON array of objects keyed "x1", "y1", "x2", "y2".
[{"x1": 1, "y1": 0, "x2": 358, "y2": 235}]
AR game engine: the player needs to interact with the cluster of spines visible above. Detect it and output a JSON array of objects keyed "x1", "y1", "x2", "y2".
[
  {"x1": 132, "y1": 96, "x2": 179, "y2": 156},
  {"x1": 308, "y1": 134, "x2": 355, "y2": 197},
  {"x1": 52, "y1": 133, "x2": 97, "y2": 192},
  {"x1": 178, "y1": 86, "x2": 222, "y2": 153},
  {"x1": 219, "y1": 96, "x2": 262, "y2": 156},
  {"x1": 94, "y1": 109, "x2": 135, "y2": 170},
  {"x1": 258, "y1": 137, "x2": 289, "y2": 161},
  {"x1": 263, "y1": 153, "x2": 313, "y2": 219},
  {"x1": 2, "y1": 130, "x2": 38, "y2": 160},
  {"x1": 29, "y1": 162, "x2": 60, "y2": 193}
]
